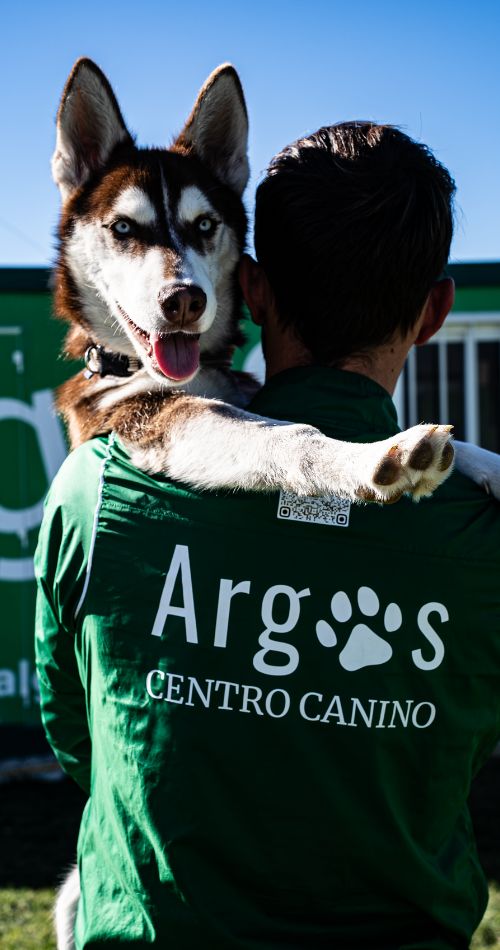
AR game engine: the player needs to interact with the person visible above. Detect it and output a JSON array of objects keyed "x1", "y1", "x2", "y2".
[{"x1": 35, "y1": 122, "x2": 500, "y2": 949}]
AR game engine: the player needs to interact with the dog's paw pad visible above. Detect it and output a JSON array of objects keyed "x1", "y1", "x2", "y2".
[
  {"x1": 372, "y1": 455, "x2": 403, "y2": 486},
  {"x1": 408, "y1": 435, "x2": 436, "y2": 471},
  {"x1": 439, "y1": 441, "x2": 455, "y2": 472},
  {"x1": 369, "y1": 424, "x2": 454, "y2": 502}
]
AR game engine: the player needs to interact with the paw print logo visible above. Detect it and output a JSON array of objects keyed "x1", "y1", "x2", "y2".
[{"x1": 316, "y1": 587, "x2": 402, "y2": 671}]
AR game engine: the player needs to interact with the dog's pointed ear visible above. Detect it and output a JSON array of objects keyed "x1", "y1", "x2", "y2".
[
  {"x1": 175, "y1": 64, "x2": 249, "y2": 196},
  {"x1": 52, "y1": 58, "x2": 132, "y2": 202}
]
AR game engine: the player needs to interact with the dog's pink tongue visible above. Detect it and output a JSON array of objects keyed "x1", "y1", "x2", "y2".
[{"x1": 152, "y1": 334, "x2": 200, "y2": 381}]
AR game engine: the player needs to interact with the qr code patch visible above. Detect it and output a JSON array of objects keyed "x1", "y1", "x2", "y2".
[{"x1": 277, "y1": 490, "x2": 351, "y2": 527}]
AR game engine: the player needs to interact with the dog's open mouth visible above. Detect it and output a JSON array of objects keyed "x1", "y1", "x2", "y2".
[{"x1": 118, "y1": 306, "x2": 201, "y2": 382}]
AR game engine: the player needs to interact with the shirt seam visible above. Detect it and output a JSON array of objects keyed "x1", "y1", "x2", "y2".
[{"x1": 74, "y1": 433, "x2": 115, "y2": 621}]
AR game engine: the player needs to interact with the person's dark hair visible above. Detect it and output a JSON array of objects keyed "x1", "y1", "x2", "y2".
[{"x1": 254, "y1": 123, "x2": 456, "y2": 365}]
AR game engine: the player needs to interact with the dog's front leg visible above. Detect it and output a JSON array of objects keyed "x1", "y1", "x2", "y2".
[
  {"x1": 453, "y1": 441, "x2": 500, "y2": 498},
  {"x1": 123, "y1": 397, "x2": 454, "y2": 502}
]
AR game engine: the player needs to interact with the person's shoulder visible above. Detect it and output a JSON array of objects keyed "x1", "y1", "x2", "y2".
[
  {"x1": 426, "y1": 467, "x2": 500, "y2": 561},
  {"x1": 44, "y1": 435, "x2": 111, "y2": 516},
  {"x1": 438, "y1": 466, "x2": 500, "y2": 507},
  {"x1": 36, "y1": 437, "x2": 112, "y2": 577},
  {"x1": 53, "y1": 433, "x2": 203, "y2": 506}
]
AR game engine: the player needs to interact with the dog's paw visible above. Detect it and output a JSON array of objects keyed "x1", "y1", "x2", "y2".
[
  {"x1": 453, "y1": 441, "x2": 500, "y2": 500},
  {"x1": 362, "y1": 424, "x2": 454, "y2": 503}
]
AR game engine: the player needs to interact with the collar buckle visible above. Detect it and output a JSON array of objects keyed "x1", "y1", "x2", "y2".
[{"x1": 84, "y1": 344, "x2": 142, "y2": 379}]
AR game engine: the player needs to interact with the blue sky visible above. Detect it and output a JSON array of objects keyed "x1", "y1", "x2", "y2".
[{"x1": 1, "y1": 0, "x2": 499, "y2": 265}]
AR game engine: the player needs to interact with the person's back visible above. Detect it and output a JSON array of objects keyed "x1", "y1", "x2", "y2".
[
  {"x1": 37, "y1": 391, "x2": 500, "y2": 948},
  {"x1": 35, "y1": 122, "x2": 500, "y2": 948}
]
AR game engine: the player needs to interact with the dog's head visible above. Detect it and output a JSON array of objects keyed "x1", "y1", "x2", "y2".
[{"x1": 52, "y1": 59, "x2": 249, "y2": 385}]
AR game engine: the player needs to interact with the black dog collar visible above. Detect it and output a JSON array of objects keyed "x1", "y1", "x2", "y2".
[
  {"x1": 84, "y1": 344, "x2": 142, "y2": 379},
  {"x1": 83, "y1": 342, "x2": 236, "y2": 380}
]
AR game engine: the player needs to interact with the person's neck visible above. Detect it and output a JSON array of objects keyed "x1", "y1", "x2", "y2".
[
  {"x1": 265, "y1": 331, "x2": 410, "y2": 396},
  {"x1": 340, "y1": 339, "x2": 410, "y2": 396}
]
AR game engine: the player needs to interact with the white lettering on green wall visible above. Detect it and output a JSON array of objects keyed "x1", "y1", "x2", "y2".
[{"x1": 0, "y1": 389, "x2": 66, "y2": 581}]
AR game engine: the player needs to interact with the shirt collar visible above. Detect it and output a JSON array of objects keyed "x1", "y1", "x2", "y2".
[{"x1": 248, "y1": 366, "x2": 400, "y2": 442}]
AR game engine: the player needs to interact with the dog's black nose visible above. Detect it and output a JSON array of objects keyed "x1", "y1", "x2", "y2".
[{"x1": 159, "y1": 285, "x2": 206, "y2": 327}]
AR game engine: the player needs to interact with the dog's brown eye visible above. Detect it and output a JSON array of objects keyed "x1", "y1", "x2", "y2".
[
  {"x1": 196, "y1": 216, "x2": 216, "y2": 236},
  {"x1": 112, "y1": 219, "x2": 133, "y2": 236}
]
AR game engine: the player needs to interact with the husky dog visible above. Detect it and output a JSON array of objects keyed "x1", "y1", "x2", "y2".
[
  {"x1": 51, "y1": 60, "x2": 461, "y2": 950},
  {"x1": 51, "y1": 58, "x2": 455, "y2": 503}
]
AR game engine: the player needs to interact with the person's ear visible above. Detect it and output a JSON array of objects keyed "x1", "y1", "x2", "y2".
[
  {"x1": 238, "y1": 254, "x2": 275, "y2": 327},
  {"x1": 414, "y1": 277, "x2": 455, "y2": 346}
]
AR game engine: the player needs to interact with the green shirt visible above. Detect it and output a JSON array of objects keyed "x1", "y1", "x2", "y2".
[{"x1": 35, "y1": 367, "x2": 500, "y2": 949}]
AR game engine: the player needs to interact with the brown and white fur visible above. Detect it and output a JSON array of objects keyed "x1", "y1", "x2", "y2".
[
  {"x1": 52, "y1": 58, "x2": 456, "y2": 507},
  {"x1": 52, "y1": 59, "x2": 460, "y2": 949}
]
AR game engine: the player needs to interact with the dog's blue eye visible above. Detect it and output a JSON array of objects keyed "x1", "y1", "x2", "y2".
[
  {"x1": 112, "y1": 220, "x2": 132, "y2": 235},
  {"x1": 197, "y1": 217, "x2": 215, "y2": 235}
]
